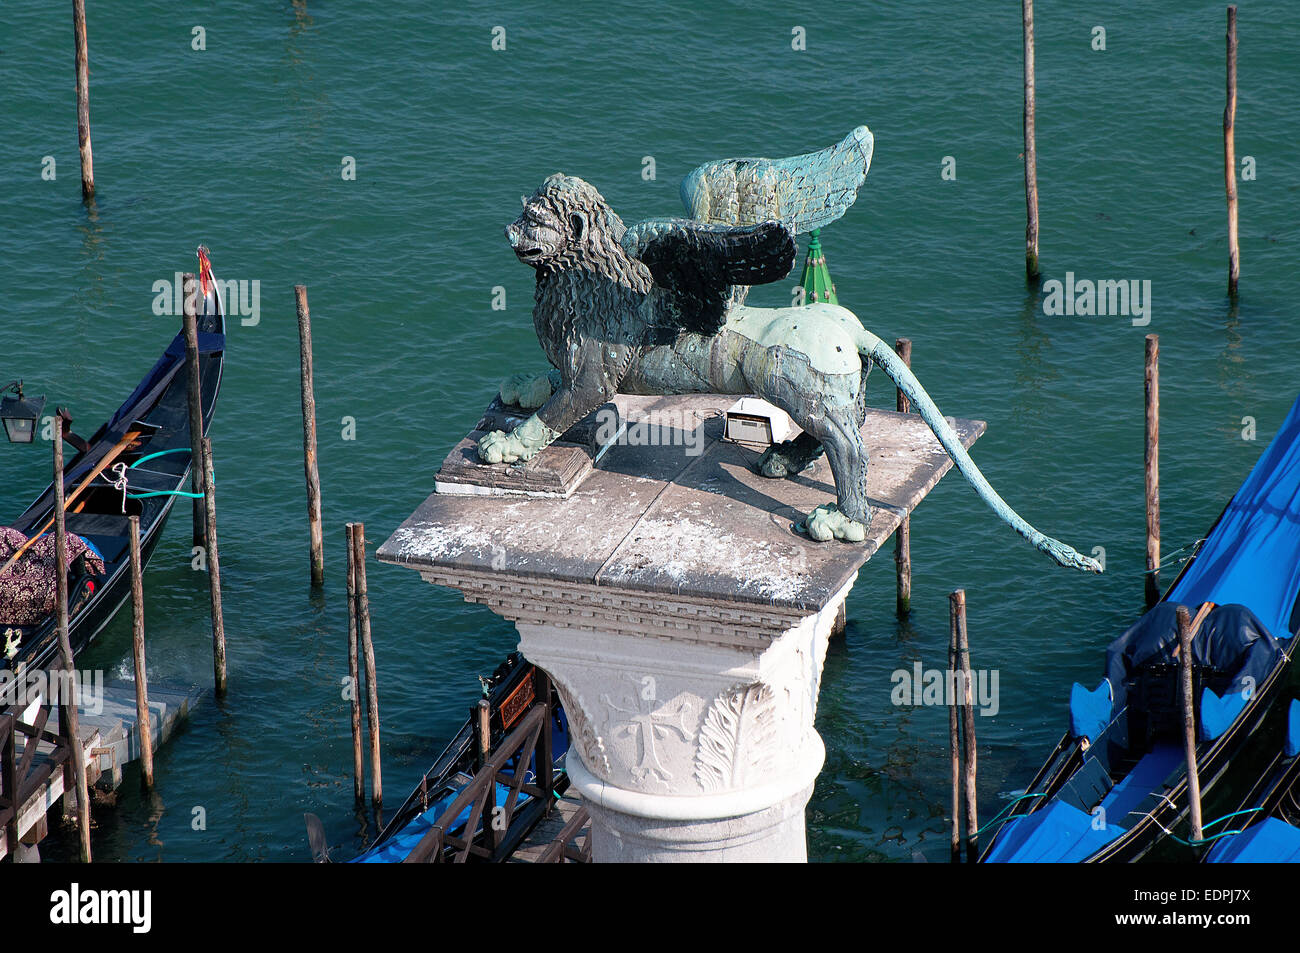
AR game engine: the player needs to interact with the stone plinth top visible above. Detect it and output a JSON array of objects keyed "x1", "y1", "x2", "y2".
[{"x1": 378, "y1": 394, "x2": 984, "y2": 639}]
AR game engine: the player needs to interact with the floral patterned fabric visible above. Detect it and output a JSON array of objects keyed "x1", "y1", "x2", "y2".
[{"x1": 0, "y1": 526, "x2": 106, "y2": 626}]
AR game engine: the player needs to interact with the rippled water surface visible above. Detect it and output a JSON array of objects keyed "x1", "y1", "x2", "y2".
[{"x1": 1, "y1": 0, "x2": 1298, "y2": 861}]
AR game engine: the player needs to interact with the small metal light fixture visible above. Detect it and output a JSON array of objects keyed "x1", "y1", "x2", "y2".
[{"x1": 0, "y1": 380, "x2": 46, "y2": 444}]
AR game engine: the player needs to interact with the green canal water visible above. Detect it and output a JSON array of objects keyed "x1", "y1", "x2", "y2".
[{"x1": 2, "y1": 1, "x2": 1298, "y2": 862}]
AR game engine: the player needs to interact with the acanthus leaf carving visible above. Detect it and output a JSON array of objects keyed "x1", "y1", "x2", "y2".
[
  {"x1": 694, "y1": 682, "x2": 778, "y2": 793},
  {"x1": 548, "y1": 677, "x2": 612, "y2": 779}
]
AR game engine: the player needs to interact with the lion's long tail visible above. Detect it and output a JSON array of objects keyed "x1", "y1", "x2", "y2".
[{"x1": 852, "y1": 328, "x2": 1102, "y2": 573}]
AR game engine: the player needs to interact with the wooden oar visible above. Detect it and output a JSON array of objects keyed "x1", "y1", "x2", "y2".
[{"x1": 0, "y1": 423, "x2": 147, "y2": 578}]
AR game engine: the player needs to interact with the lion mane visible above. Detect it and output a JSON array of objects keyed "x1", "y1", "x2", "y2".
[{"x1": 526, "y1": 175, "x2": 654, "y2": 370}]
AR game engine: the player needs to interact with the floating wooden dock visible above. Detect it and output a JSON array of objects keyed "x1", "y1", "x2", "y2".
[{"x1": 0, "y1": 678, "x2": 199, "y2": 861}]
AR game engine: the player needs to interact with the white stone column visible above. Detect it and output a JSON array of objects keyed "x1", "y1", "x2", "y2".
[
  {"x1": 378, "y1": 393, "x2": 985, "y2": 863},
  {"x1": 518, "y1": 577, "x2": 853, "y2": 862}
]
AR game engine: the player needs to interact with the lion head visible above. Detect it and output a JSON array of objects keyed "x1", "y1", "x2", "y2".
[{"x1": 506, "y1": 174, "x2": 644, "y2": 286}]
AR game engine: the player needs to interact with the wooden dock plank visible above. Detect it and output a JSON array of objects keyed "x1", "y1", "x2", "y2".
[{"x1": 510, "y1": 794, "x2": 585, "y2": 863}]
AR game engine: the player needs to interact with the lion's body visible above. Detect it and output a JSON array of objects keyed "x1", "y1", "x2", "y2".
[
  {"x1": 484, "y1": 174, "x2": 880, "y2": 533},
  {"x1": 624, "y1": 303, "x2": 868, "y2": 395}
]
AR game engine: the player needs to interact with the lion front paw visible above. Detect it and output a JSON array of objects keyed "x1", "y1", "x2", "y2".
[
  {"x1": 797, "y1": 503, "x2": 868, "y2": 543},
  {"x1": 477, "y1": 429, "x2": 535, "y2": 465},
  {"x1": 499, "y1": 371, "x2": 558, "y2": 410}
]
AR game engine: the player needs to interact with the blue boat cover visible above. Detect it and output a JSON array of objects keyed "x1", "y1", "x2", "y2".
[
  {"x1": 1168, "y1": 393, "x2": 1300, "y2": 641},
  {"x1": 985, "y1": 746, "x2": 1185, "y2": 863},
  {"x1": 983, "y1": 799, "x2": 1120, "y2": 863},
  {"x1": 1205, "y1": 817, "x2": 1300, "y2": 862},
  {"x1": 1288, "y1": 698, "x2": 1300, "y2": 758},
  {"x1": 1200, "y1": 687, "x2": 1249, "y2": 741},
  {"x1": 1069, "y1": 679, "x2": 1112, "y2": 744}
]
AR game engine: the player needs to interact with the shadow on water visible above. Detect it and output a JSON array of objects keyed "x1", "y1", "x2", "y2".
[
  {"x1": 353, "y1": 800, "x2": 372, "y2": 850},
  {"x1": 284, "y1": 0, "x2": 327, "y2": 133},
  {"x1": 76, "y1": 200, "x2": 107, "y2": 329},
  {"x1": 1012, "y1": 286, "x2": 1057, "y2": 423},
  {"x1": 1217, "y1": 296, "x2": 1247, "y2": 400}
]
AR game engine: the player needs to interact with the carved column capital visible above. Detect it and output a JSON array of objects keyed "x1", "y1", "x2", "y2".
[{"x1": 516, "y1": 575, "x2": 853, "y2": 861}]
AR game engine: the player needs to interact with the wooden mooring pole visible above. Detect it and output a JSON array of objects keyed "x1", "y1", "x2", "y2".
[
  {"x1": 895, "y1": 337, "x2": 913, "y2": 617},
  {"x1": 73, "y1": 0, "x2": 94, "y2": 201},
  {"x1": 352, "y1": 523, "x2": 381, "y2": 814},
  {"x1": 475, "y1": 698, "x2": 491, "y2": 769},
  {"x1": 53, "y1": 430, "x2": 92, "y2": 861},
  {"x1": 202, "y1": 437, "x2": 227, "y2": 697},
  {"x1": 475, "y1": 697, "x2": 495, "y2": 853},
  {"x1": 948, "y1": 602, "x2": 961, "y2": 863},
  {"x1": 1022, "y1": 0, "x2": 1040, "y2": 281},
  {"x1": 1224, "y1": 6, "x2": 1240, "y2": 297},
  {"x1": 951, "y1": 589, "x2": 978, "y2": 862},
  {"x1": 296, "y1": 286, "x2": 325, "y2": 588},
  {"x1": 183, "y1": 280, "x2": 227, "y2": 695},
  {"x1": 128, "y1": 514, "x2": 154, "y2": 790},
  {"x1": 345, "y1": 522, "x2": 364, "y2": 805},
  {"x1": 1177, "y1": 605, "x2": 1205, "y2": 843},
  {"x1": 182, "y1": 274, "x2": 206, "y2": 548},
  {"x1": 1145, "y1": 335, "x2": 1161, "y2": 606}
]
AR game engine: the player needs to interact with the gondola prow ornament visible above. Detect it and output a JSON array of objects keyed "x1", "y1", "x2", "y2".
[{"x1": 480, "y1": 127, "x2": 1100, "y2": 572}]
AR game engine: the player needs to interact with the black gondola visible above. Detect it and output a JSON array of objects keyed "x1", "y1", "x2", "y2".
[
  {"x1": 982, "y1": 392, "x2": 1300, "y2": 863},
  {"x1": 347, "y1": 652, "x2": 570, "y2": 863},
  {"x1": 0, "y1": 248, "x2": 225, "y2": 674}
]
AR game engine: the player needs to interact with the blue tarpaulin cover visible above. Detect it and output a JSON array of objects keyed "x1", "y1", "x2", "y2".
[
  {"x1": 1206, "y1": 701, "x2": 1300, "y2": 862},
  {"x1": 1205, "y1": 817, "x2": 1300, "y2": 862},
  {"x1": 983, "y1": 800, "x2": 1120, "y2": 863},
  {"x1": 1200, "y1": 687, "x2": 1250, "y2": 741},
  {"x1": 1167, "y1": 393, "x2": 1300, "y2": 641},
  {"x1": 1069, "y1": 679, "x2": 1112, "y2": 744}
]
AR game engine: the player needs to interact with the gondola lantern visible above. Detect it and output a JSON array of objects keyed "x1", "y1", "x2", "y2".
[{"x1": 0, "y1": 380, "x2": 45, "y2": 444}]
